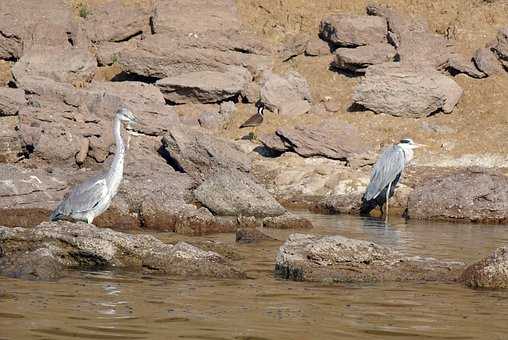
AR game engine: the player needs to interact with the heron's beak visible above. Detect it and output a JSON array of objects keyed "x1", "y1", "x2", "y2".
[{"x1": 415, "y1": 143, "x2": 427, "y2": 148}]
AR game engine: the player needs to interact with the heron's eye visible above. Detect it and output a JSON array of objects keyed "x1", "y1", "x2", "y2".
[{"x1": 400, "y1": 139, "x2": 411, "y2": 144}]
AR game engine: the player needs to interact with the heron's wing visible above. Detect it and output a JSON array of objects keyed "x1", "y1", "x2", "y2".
[
  {"x1": 61, "y1": 177, "x2": 108, "y2": 214},
  {"x1": 364, "y1": 146, "x2": 405, "y2": 201}
]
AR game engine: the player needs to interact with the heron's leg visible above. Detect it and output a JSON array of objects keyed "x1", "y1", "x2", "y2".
[{"x1": 385, "y1": 182, "x2": 392, "y2": 222}]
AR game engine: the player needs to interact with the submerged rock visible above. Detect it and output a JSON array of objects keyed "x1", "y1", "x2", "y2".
[
  {"x1": 0, "y1": 221, "x2": 244, "y2": 280},
  {"x1": 236, "y1": 228, "x2": 274, "y2": 244},
  {"x1": 462, "y1": 247, "x2": 508, "y2": 289},
  {"x1": 275, "y1": 234, "x2": 464, "y2": 282},
  {"x1": 263, "y1": 212, "x2": 313, "y2": 229}
]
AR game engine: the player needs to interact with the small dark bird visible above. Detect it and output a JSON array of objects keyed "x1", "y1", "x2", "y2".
[{"x1": 240, "y1": 101, "x2": 264, "y2": 129}]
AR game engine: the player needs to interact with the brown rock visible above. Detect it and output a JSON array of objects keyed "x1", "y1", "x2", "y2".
[
  {"x1": 260, "y1": 71, "x2": 312, "y2": 116},
  {"x1": 319, "y1": 14, "x2": 387, "y2": 47},
  {"x1": 236, "y1": 228, "x2": 274, "y2": 243},
  {"x1": 0, "y1": 116, "x2": 23, "y2": 163},
  {"x1": 262, "y1": 212, "x2": 313, "y2": 229},
  {"x1": 0, "y1": 88, "x2": 25, "y2": 116},
  {"x1": 305, "y1": 39, "x2": 330, "y2": 56},
  {"x1": 0, "y1": 61, "x2": 12, "y2": 86},
  {"x1": 279, "y1": 33, "x2": 309, "y2": 61},
  {"x1": 462, "y1": 247, "x2": 508, "y2": 289},
  {"x1": 333, "y1": 43, "x2": 396, "y2": 73},
  {"x1": 493, "y1": 27, "x2": 508, "y2": 64},
  {"x1": 407, "y1": 169, "x2": 508, "y2": 223},
  {"x1": 474, "y1": 47, "x2": 505, "y2": 76}
]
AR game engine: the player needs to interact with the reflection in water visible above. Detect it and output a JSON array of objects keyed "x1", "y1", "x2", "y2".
[{"x1": 1, "y1": 214, "x2": 508, "y2": 339}]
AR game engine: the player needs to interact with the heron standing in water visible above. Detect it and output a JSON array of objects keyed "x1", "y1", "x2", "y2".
[
  {"x1": 360, "y1": 138, "x2": 425, "y2": 220},
  {"x1": 50, "y1": 108, "x2": 138, "y2": 224}
]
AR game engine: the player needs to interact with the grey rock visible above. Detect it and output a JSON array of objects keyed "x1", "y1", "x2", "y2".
[
  {"x1": 259, "y1": 133, "x2": 289, "y2": 153},
  {"x1": 353, "y1": 63, "x2": 463, "y2": 117},
  {"x1": 407, "y1": 169, "x2": 508, "y2": 223},
  {"x1": 319, "y1": 14, "x2": 387, "y2": 47},
  {"x1": 0, "y1": 116, "x2": 23, "y2": 163},
  {"x1": 275, "y1": 233, "x2": 464, "y2": 282},
  {"x1": 333, "y1": 43, "x2": 396, "y2": 73},
  {"x1": 0, "y1": 88, "x2": 26, "y2": 116},
  {"x1": 493, "y1": 27, "x2": 508, "y2": 64},
  {"x1": 0, "y1": 221, "x2": 244, "y2": 280},
  {"x1": 279, "y1": 33, "x2": 309, "y2": 61},
  {"x1": 260, "y1": 71, "x2": 312, "y2": 116},
  {"x1": 275, "y1": 119, "x2": 367, "y2": 160},
  {"x1": 156, "y1": 66, "x2": 251, "y2": 104},
  {"x1": 262, "y1": 212, "x2": 313, "y2": 229},
  {"x1": 13, "y1": 48, "x2": 97, "y2": 84},
  {"x1": 96, "y1": 41, "x2": 137, "y2": 66},
  {"x1": 462, "y1": 247, "x2": 508, "y2": 289},
  {"x1": 474, "y1": 47, "x2": 505, "y2": 76},
  {"x1": 447, "y1": 55, "x2": 486, "y2": 79},
  {"x1": 161, "y1": 126, "x2": 251, "y2": 182},
  {"x1": 305, "y1": 39, "x2": 330, "y2": 56},
  {"x1": 194, "y1": 169, "x2": 286, "y2": 217}
]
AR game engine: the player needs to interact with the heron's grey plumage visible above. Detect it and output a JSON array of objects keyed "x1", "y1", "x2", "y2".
[{"x1": 50, "y1": 108, "x2": 137, "y2": 224}]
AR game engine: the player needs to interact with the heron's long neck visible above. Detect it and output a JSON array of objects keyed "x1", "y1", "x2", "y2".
[
  {"x1": 400, "y1": 146, "x2": 414, "y2": 164},
  {"x1": 106, "y1": 117, "x2": 125, "y2": 194}
]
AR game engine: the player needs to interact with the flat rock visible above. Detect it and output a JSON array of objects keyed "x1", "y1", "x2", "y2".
[
  {"x1": 262, "y1": 212, "x2": 313, "y2": 229},
  {"x1": 407, "y1": 169, "x2": 508, "y2": 223},
  {"x1": 156, "y1": 66, "x2": 250, "y2": 104},
  {"x1": 275, "y1": 119, "x2": 367, "y2": 160},
  {"x1": 260, "y1": 71, "x2": 312, "y2": 116},
  {"x1": 194, "y1": 169, "x2": 287, "y2": 217},
  {"x1": 279, "y1": 33, "x2": 309, "y2": 61},
  {"x1": 152, "y1": 0, "x2": 240, "y2": 34},
  {"x1": 474, "y1": 47, "x2": 504, "y2": 76},
  {"x1": 275, "y1": 233, "x2": 464, "y2": 282},
  {"x1": 319, "y1": 14, "x2": 387, "y2": 47},
  {"x1": 334, "y1": 43, "x2": 396, "y2": 73},
  {"x1": 0, "y1": 88, "x2": 25, "y2": 116},
  {"x1": 353, "y1": 63, "x2": 463, "y2": 117},
  {"x1": 0, "y1": 221, "x2": 243, "y2": 280},
  {"x1": 236, "y1": 228, "x2": 274, "y2": 244},
  {"x1": 96, "y1": 41, "x2": 137, "y2": 66},
  {"x1": 161, "y1": 125, "x2": 251, "y2": 182},
  {"x1": 462, "y1": 247, "x2": 508, "y2": 289},
  {"x1": 305, "y1": 39, "x2": 330, "y2": 56},
  {"x1": 13, "y1": 48, "x2": 97, "y2": 84},
  {"x1": 83, "y1": 0, "x2": 153, "y2": 43}
]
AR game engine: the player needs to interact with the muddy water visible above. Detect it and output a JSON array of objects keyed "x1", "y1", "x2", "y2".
[{"x1": 1, "y1": 213, "x2": 508, "y2": 340}]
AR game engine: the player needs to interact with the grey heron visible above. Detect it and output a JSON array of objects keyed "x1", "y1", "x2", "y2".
[
  {"x1": 360, "y1": 138, "x2": 425, "y2": 219},
  {"x1": 50, "y1": 107, "x2": 138, "y2": 224}
]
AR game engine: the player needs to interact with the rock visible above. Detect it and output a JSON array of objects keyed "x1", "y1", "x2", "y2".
[
  {"x1": 173, "y1": 207, "x2": 238, "y2": 236},
  {"x1": 83, "y1": 0, "x2": 153, "y2": 43},
  {"x1": 262, "y1": 212, "x2": 313, "y2": 229},
  {"x1": 319, "y1": 14, "x2": 387, "y2": 47},
  {"x1": 236, "y1": 228, "x2": 274, "y2": 244},
  {"x1": 259, "y1": 133, "x2": 289, "y2": 153},
  {"x1": 353, "y1": 63, "x2": 463, "y2": 117},
  {"x1": 119, "y1": 30, "x2": 271, "y2": 79},
  {"x1": 94, "y1": 196, "x2": 140, "y2": 230},
  {"x1": 0, "y1": 61, "x2": 12, "y2": 86},
  {"x1": 13, "y1": 48, "x2": 97, "y2": 84},
  {"x1": 305, "y1": 39, "x2": 330, "y2": 56},
  {"x1": 279, "y1": 33, "x2": 309, "y2": 61},
  {"x1": 462, "y1": 247, "x2": 508, "y2": 289},
  {"x1": 237, "y1": 215, "x2": 260, "y2": 229},
  {"x1": 198, "y1": 102, "x2": 234, "y2": 129},
  {"x1": 0, "y1": 0, "x2": 78, "y2": 60},
  {"x1": 275, "y1": 233, "x2": 464, "y2": 282},
  {"x1": 161, "y1": 126, "x2": 251, "y2": 182},
  {"x1": 194, "y1": 169, "x2": 287, "y2": 217},
  {"x1": 447, "y1": 55, "x2": 486, "y2": 79},
  {"x1": 96, "y1": 41, "x2": 137, "y2": 66},
  {"x1": 260, "y1": 71, "x2": 312, "y2": 116},
  {"x1": 0, "y1": 221, "x2": 244, "y2": 280},
  {"x1": 0, "y1": 88, "x2": 26, "y2": 116},
  {"x1": 333, "y1": 43, "x2": 396, "y2": 73},
  {"x1": 156, "y1": 66, "x2": 251, "y2": 104},
  {"x1": 493, "y1": 27, "x2": 508, "y2": 65},
  {"x1": 152, "y1": 0, "x2": 240, "y2": 34},
  {"x1": 407, "y1": 169, "x2": 508, "y2": 223},
  {"x1": 275, "y1": 119, "x2": 367, "y2": 160},
  {"x1": 474, "y1": 47, "x2": 505, "y2": 76},
  {"x1": 0, "y1": 116, "x2": 23, "y2": 163}
]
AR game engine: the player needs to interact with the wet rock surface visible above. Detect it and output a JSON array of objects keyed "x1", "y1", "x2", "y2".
[
  {"x1": 262, "y1": 212, "x2": 313, "y2": 229},
  {"x1": 275, "y1": 233, "x2": 465, "y2": 282},
  {"x1": 235, "y1": 228, "x2": 274, "y2": 244},
  {"x1": 462, "y1": 247, "x2": 508, "y2": 289},
  {"x1": 0, "y1": 221, "x2": 244, "y2": 280},
  {"x1": 407, "y1": 169, "x2": 508, "y2": 223}
]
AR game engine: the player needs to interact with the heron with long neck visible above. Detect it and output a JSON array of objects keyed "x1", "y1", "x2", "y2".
[{"x1": 50, "y1": 108, "x2": 138, "y2": 224}]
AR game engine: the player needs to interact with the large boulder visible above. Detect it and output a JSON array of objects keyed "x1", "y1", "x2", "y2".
[
  {"x1": 275, "y1": 233, "x2": 464, "y2": 282},
  {"x1": 0, "y1": 88, "x2": 26, "y2": 116},
  {"x1": 13, "y1": 48, "x2": 97, "y2": 84},
  {"x1": 194, "y1": 169, "x2": 287, "y2": 217},
  {"x1": 161, "y1": 126, "x2": 251, "y2": 182},
  {"x1": 274, "y1": 119, "x2": 368, "y2": 160},
  {"x1": 333, "y1": 43, "x2": 396, "y2": 73},
  {"x1": 462, "y1": 247, "x2": 508, "y2": 289},
  {"x1": 156, "y1": 66, "x2": 251, "y2": 104},
  {"x1": 152, "y1": 0, "x2": 240, "y2": 34},
  {"x1": 260, "y1": 71, "x2": 312, "y2": 116},
  {"x1": 353, "y1": 63, "x2": 463, "y2": 117},
  {"x1": 319, "y1": 14, "x2": 388, "y2": 47},
  {"x1": 0, "y1": 221, "x2": 244, "y2": 280},
  {"x1": 407, "y1": 169, "x2": 508, "y2": 223}
]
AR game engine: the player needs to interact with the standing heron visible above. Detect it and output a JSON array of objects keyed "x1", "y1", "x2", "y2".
[
  {"x1": 360, "y1": 138, "x2": 425, "y2": 219},
  {"x1": 50, "y1": 107, "x2": 138, "y2": 224},
  {"x1": 240, "y1": 100, "x2": 265, "y2": 139}
]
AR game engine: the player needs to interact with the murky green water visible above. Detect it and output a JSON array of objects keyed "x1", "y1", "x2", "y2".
[{"x1": 1, "y1": 214, "x2": 508, "y2": 339}]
